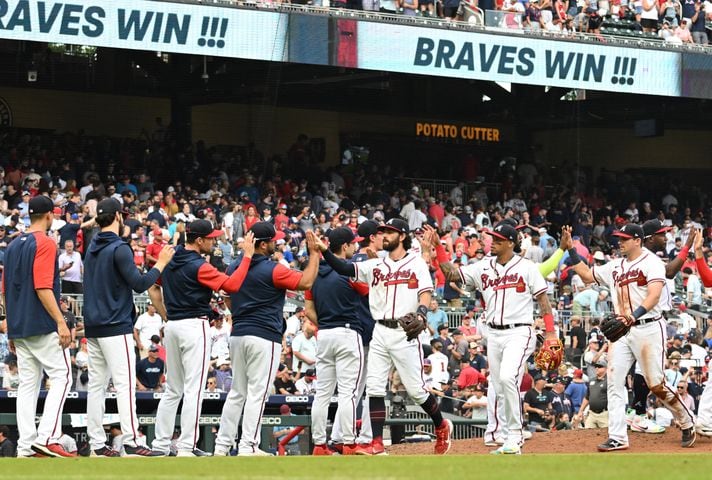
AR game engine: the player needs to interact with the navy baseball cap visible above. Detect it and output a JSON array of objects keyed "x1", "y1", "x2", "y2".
[
  {"x1": 485, "y1": 224, "x2": 518, "y2": 242},
  {"x1": 97, "y1": 198, "x2": 128, "y2": 217},
  {"x1": 28, "y1": 195, "x2": 54, "y2": 215},
  {"x1": 612, "y1": 224, "x2": 644, "y2": 240},
  {"x1": 328, "y1": 227, "x2": 363, "y2": 249},
  {"x1": 186, "y1": 219, "x2": 222, "y2": 239},
  {"x1": 378, "y1": 218, "x2": 409, "y2": 235},
  {"x1": 642, "y1": 219, "x2": 672, "y2": 238},
  {"x1": 358, "y1": 220, "x2": 380, "y2": 238},
  {"x1": 250, "y1": 221, "x2": 285, "y2": 242}
]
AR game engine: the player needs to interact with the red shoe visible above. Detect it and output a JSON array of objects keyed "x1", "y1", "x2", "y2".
[
  {"x1": 31, "y1": 443, "x2": 76, "y2": 458},
  {"x1": 312, "y1": 444, "x2": 334, "y2": 456},
  {"x1": 434, "y1": 419, "x2": 453, "y2": 455},
  {"x1": 353, "y1": 442, "x2": 373, "y2": 456},
  {"x1": 331, "y1": 443, "x2": 344, "y2": 454},
  {"x1": 341, "y1": 444, "x2": 359, "y2": 455}
]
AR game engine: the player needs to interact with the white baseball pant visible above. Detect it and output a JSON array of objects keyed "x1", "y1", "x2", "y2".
[
  {"x1": 87, "y1": 334, "x2": 140, "y2": 451},
  {"x1": 366, "y1": 323, "x2": 428, "y2": 403},
  {"x1": 484, "y1": 380, "x2": 507, "y2": 444},
  {"x1": 14, "y1": 333, "x2": 71, "y2": 456},
  {"x1": 486, "y1": 326, "x2": 536, "y2": 448},
  {"x1": 331, "y1": 346, "x2": 372, "y2": 444},
  {"x1": 215, "y1": 335, "x2": 281, "y2": 454},
  {"x1": 696, "y1": 358, "x2": 712, "y2": 428},
  {"x1": 152, "y1": 318, "x2": 210, "y2": 453},
  {"x1": 607, "y1": 320, "x2": 694, "y2": 444},
  {"x1": 311, "y1": 327, "x2": 364, "y2": 445}
]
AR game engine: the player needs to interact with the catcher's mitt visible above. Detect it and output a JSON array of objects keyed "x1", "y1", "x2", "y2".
[
  {"x1": 398, "y1": 312, "x2": 426, "y2": 341},
  {"x1": 534, "y1": 338, "x2": 564, "y2": 371},
  {"x1": 600, "y1": 314, "x2": 630, "y2": 343}
]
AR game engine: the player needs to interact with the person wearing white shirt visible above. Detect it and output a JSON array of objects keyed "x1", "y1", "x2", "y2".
[
  {"x1": 209, "y1": 316, "x2": 231, "y2": 360},
  {"x1": 58, "y1": 239, "x2": 83, "y2": 294},
  {"x1": 676, "y1": 304, "x2": 696, "y2": 334},
  {"x1": 294, "y1": 369, "x2": 317, "y2": 395},
  {"x1": 427, "y1": 342, "x2": 450, "y2": 385},
  {"x1": 683, "y1": 268, "x2": 703, "y2": 306},
  {"x1": 291, "y1": 320, "x2": 318, "y2": 376},
  {"x1": 284, "y1": 308, "x2": 305, "y2": 343},
  {"x1": 133, "y1": 304, "x2": 164, "y2": 359}
]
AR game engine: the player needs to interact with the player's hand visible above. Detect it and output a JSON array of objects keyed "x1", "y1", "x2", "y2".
[
  {"x1": 686, "y1": 228, "x2": 697, "y2": 248},
  {"x1": 422, "y1": 225, "x2": 438, "y2": 247},
  {"x1": 693, "y1": 228, "x2": 703, "y2": 254},
  {"x1": 365, "y1": 247, "x2": 378, "y2": 259},
  {"x1": 616, "y1": 314, "x2": 635, "y2": 326},
  {"x1": 137, "y1": 342, "x2": 144, "y2": 352},
  {"x1": 307, "y1": 230, "x2": 326, "y2": 253},
  {"x1": 242, "y1": 231, "x2": 255, "y2": 257},
  {"x1": 560, "y1": 226, "x2": 573, "y2": 251},
  {"x1": 8, "y1": 339, "x2": 15, "y2": 355},
  {"x1": 57, "y1": 322, "x2": 71, "y2": 349},
  {"x1": 157, "y1": 245, "x2": 175, "y2": 265}
]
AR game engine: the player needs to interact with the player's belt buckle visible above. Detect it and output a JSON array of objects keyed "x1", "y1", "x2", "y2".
[
  {"x1": 379, "y1": 319, "x2": 399, "y2": 329},
  {"x1": 633, "y1": 316, "x2": 662, "y2": 326}
]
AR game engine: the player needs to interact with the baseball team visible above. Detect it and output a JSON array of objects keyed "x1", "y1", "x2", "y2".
[{"x1": 2, "y1": 195, "x2": 710, "y2": 457}]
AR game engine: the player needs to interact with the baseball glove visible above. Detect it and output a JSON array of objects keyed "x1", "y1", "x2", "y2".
[
  {"x1": 398, "y1": 313, "x2": 426, "y2": 341},
  {"x1": 600, "y1": 314, "x2": 630, "y2": 343},
  {"x1": 534, "y1": 338, "x2": 564, "y2": 371}
]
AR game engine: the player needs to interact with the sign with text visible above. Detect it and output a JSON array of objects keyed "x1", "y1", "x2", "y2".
[
  {"x1": 0, "y1": 0, "x2": 288, "y2": 61},
  {"x1": 356, "y1": 23, "x2": 681, "y2": 97},
  {"x1": 415, "y1": 122, "x2": 502, "y2": 142}
]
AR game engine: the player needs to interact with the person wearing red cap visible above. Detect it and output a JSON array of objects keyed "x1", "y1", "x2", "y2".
[
  {"x1": 214, "y1": 222, "x2": 320, "y2": 457},
  {"x1": 570, "y1": 223, "x2": 696, "y2": 451},
  {"x1": 152, "y1": 220, "x2": 256, "y2": 457},
  {"x1": 145, "y1": 229, "x2": 166, "y2": 270}
]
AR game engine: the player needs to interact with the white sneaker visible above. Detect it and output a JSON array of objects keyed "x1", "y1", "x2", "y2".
[
  {"x1": 695, "y1": 424, "x2": 712, "y2": 438},
  {"x1": 630, "y1": 415, "x2": 665, "y2": 434},
  {"x1": 484, "y1": 437, "x2": 504, "y2": 447},
  {"x1": 213, "y1": 446, "x2": 230, "y2": 456},
  {"x1": 490, "y1": 444, "x2": 522, "y2": 455},
  {"x1": 625, "y1": 409, "x2": 636, "y2": 426},
  {"x1": 522, "y1": 430, "x2": 533, "y2": 441},
  {"x1": 239, "y1": 449, "x2": 273, "y2": 456}
]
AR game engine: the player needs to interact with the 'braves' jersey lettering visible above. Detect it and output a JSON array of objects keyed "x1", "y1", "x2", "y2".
[
  {"x1": 459, "y1": 256, "x2": 547, "y2": 327},
  {"x1": 372, "y1": 269, "x2": 419, "y2": 288}
]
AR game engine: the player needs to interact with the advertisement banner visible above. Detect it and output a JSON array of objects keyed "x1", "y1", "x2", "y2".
[
  {"x1": 0, "y1": 0, "x2": 288, "y2": 61},
  {"x1": 356, "y1": 23, "x2": 682, "y2": 97}
]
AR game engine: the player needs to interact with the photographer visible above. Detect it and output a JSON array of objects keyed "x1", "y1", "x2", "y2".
[{"x1": 524, "y1": 375, "x2": 554, "y2": 430}]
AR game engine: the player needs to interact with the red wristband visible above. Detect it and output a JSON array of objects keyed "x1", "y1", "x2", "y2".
[
  {"x1": 677, "y1": 245, "x2": 690, "y2": 261},
  {"x1": 435, "y1": 242, "x2": 450, "y2": 264},
  {"x1": 543, "y1": 313, "x2": 555, "y2": 333}
]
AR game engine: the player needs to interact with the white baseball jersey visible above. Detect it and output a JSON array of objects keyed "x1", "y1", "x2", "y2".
[
  {"x1": 458, "y1": 256, "x2": 547, "y2": 327},
  {"x1": 591, "y1": 250, "x2": 666, "y2": 319},
  {"x1": 354, "y1": 252, "x2": 433, "y2": 320},
  {"x1": 427, "y1": 351, "x2": 450, "y2": 384},
  {"x1": 643, "y1": 248, "x2": 673, "y2": 311}
]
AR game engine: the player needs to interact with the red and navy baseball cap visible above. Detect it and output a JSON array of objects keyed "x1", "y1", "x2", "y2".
[
  {"x1": 642, "y1": 219, "x2": 672, "y2": 238},
  {"x1": 485, "y1": 223, "x2": 517, "y2": 242},
  {"x1": 249, "y1": 221, "x2": 285, "y2": 242},
  {"x1": 377, "y1": 218, "x2": 409, "y2": 235},
  {"x1": 28, "y1": 195, "x2": 54, "y2": 215},
  {"x1": 612, "y1": 223, "x2": 644, "y2": 240},
  {"x1": 187, "y1": 219, "x2": 223, "y2": 239},
  {"x1": 327, "y1": 227, "x2": 363, "y2": 249}
]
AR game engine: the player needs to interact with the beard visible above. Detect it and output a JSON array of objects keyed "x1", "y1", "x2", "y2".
[{"x1": 383, "y1": 238, "x2": 399, "y2": 252}]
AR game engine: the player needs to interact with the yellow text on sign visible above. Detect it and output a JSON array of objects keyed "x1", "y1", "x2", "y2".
[{"x1": 415, "y1": 122, "x2": 500, "y2": 142}]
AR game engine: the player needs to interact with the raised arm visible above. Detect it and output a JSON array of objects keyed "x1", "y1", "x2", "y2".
[
  {"x1": 667, "y1": 228, "x2": 695, "y2": 279},
  {"x1": 693, "y1": 228, "x2": 712, "y2": 287}
]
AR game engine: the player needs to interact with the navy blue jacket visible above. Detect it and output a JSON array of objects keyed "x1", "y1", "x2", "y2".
[
  {"x1": 229, "y1": 255, "x2": 299, "y2": 344},
  {"x1": 4, "y1": 232, "x2": 60, "y2": 339},
  {"x1": 308, "y1": 261, "x2": 363, "y2": 335},
  {"x1": 351, "y1": 252, "x2": 375, "y2": 345},
  {"x1": 162, "y1": 245, "x2": 214, "y2": 320},
  {"x1": 83, "y1": 232, "x2": 161, "y2": 338}
]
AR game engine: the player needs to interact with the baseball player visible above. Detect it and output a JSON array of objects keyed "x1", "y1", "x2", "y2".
[
  {"x1": 318, "y1": 218, "x2": 453, "y2": 456},
  {"x1": 306, "y1": 227, "x2": 367, "y2": 455},
  {"x1": 83, "y1": 198, "x2": 175, "y2": 457},
  {"x1": 152, "y1": 220, "x2": 255, "y2": 457},
  {"x1": 627, "y1": 220, "x2": 694, "y2": 425},
  {"x1": 329, "y1": 220, "x2": 381, "y2": 452},
  {"x1": 569, "y1": 223, "x2": 696, "y2": 451},
  {"x1": 691, "y1": 229, "x2": 712, "y2": 437},
  {"x1": 439, "y1": 223, "x2": 554, "y2": 455},
  {"x1": 2, "y1": 195, "x2": 73, "y2": 457},
  {"x1": 214, "y1": 222, "x2": 320, "y2": 456}
]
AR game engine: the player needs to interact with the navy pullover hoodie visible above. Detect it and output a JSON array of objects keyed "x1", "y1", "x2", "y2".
[
  {"x1": 83, "y1": 231, "x2": 162, "y2": 338},
  {"x1": 305, "y1": 261, "x2": 363, "y2": 335}
]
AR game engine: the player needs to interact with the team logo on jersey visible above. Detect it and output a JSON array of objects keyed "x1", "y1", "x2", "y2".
[
  {"x1": 612, "y1": 268, "x2": 646, "y2": 287},
  {"x1": 372, "y1": 269, "x2": 419, "y2": 289},
  {"x1": 0, "y1": 97, "x2": 11, "y2": 126},
  {"x1": 481, "y1": 273, "x2": 526, "y2": 292}
]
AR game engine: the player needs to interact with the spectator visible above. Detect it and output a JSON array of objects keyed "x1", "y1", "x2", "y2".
[
  {"x1": 2, "y1": 356, "x2": 18, "y2": 390},
  {"x1": 150, "y1": 335, "x2": 166, "y2": 362},
  {"x1": 682, "y1": 267, "x2": 703, "y2": 306},
  {"x1": 448, "y1": 330, "x2": 469, "y2": 372},
  {"x1": 426, "y1": 300, "x2": 448, "y2": 340},
  {"x1": 209, "y1": 315, "x2": 231, "y2": 361},
  {"x1": 59, "y1": 297, "x2": 77, "y2": 344},
  {"x1": 456, "y1": 359, "x2": 486, "y2": 391},
  {"x1": 74, "y1": 338, "x2": 89, "y2": 392},
  {"x1": 567, "y1": 315, "x2": 587, "y2": 363},
  {"x1": 428, "y1": 340, "x2": 450, "y2": 385},
  {"x1": 565, "y1": 369, "x2": 588, "y2": 414},
  {"x1": 136, "y1": 345, "x2": 165, "y2": 392},
  {"x1": 58, "y1": 240, "x2": 83, "y2": 294},
  {"x1": 295, "y1": 368, "x2": 317, "y2": 395},
  {"x1": 274, "y1": 364, "x2": 297, "y2": 395},
  {"x1": 133, "y1": 303, "x2": 164, "y2": 359},
  {"x1": 575, "y1": 359, "x2": 608, "y2": 429},
  {"x1": 677, "y1": 380, "x2": 696, "y2": 414},
  {"x1": 524, "y1": 375, "x2": 554, "y2": 430},
  {"x1": 462, "y1": 384, "x2": 488, "y2": 421},
  {"x1": 673, "y1": 18, "x2": 695, "y2": 43},
  {"x1": 0, "y1": 426, "x2": 16, "y2": 457},
  {"x1": 273, "y1": 404, "x2": 301, "y2": 456},
  {"x1": 205, "y1": 377, "x2": 222, "y2": 393},
  {"x1": 213, "y1": 358, "x2": 233, "y2": 392},
  {"x1": 284, "y1": 307, "x2": 306, "y2": 344},
  {"x1": 291, "y1": 319, "x2": 317, "y2": 378},
  {"x1": 690, "y1": 0, "x2": 708, "y2": 44},
  {"x1": 583, "y1": 336, "x2": 607, "y2": 380},
  {"x1": 550, "y1": 377, "x2": 574, "y2": 419}
]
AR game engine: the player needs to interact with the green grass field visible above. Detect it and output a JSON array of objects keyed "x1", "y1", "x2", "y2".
[{"x1": 2, "y1": 455, "x2": 712, "y2": 480}]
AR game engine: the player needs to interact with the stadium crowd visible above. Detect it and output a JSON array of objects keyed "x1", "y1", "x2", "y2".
[{"x1": 0, "y1": 124, "x2": 711, "y2": 455}]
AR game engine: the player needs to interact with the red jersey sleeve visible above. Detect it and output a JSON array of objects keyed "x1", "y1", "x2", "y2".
[
  {"x1": 304, "y1": 289, "x2": 313, "y2": 301},
  {"x1": 33, "y1": 233, "x2": 57, "y2": 290},
  {"x1": 197, "y1": 257, "x2": 252, "y2": 293},
  {"x1": 348, "y1": 280, "x2": 370, "y2": 297},
  {"x1": 696, "y1": 257, "x2": 712, "y2": 288},
  {"x1": 272, "y1": 264, "x2": 302, "y2": 290}
]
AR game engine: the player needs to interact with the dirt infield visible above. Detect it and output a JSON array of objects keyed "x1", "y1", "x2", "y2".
[{"x1": 389, "y1": 428, "x2": 712, "y2": 455}]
